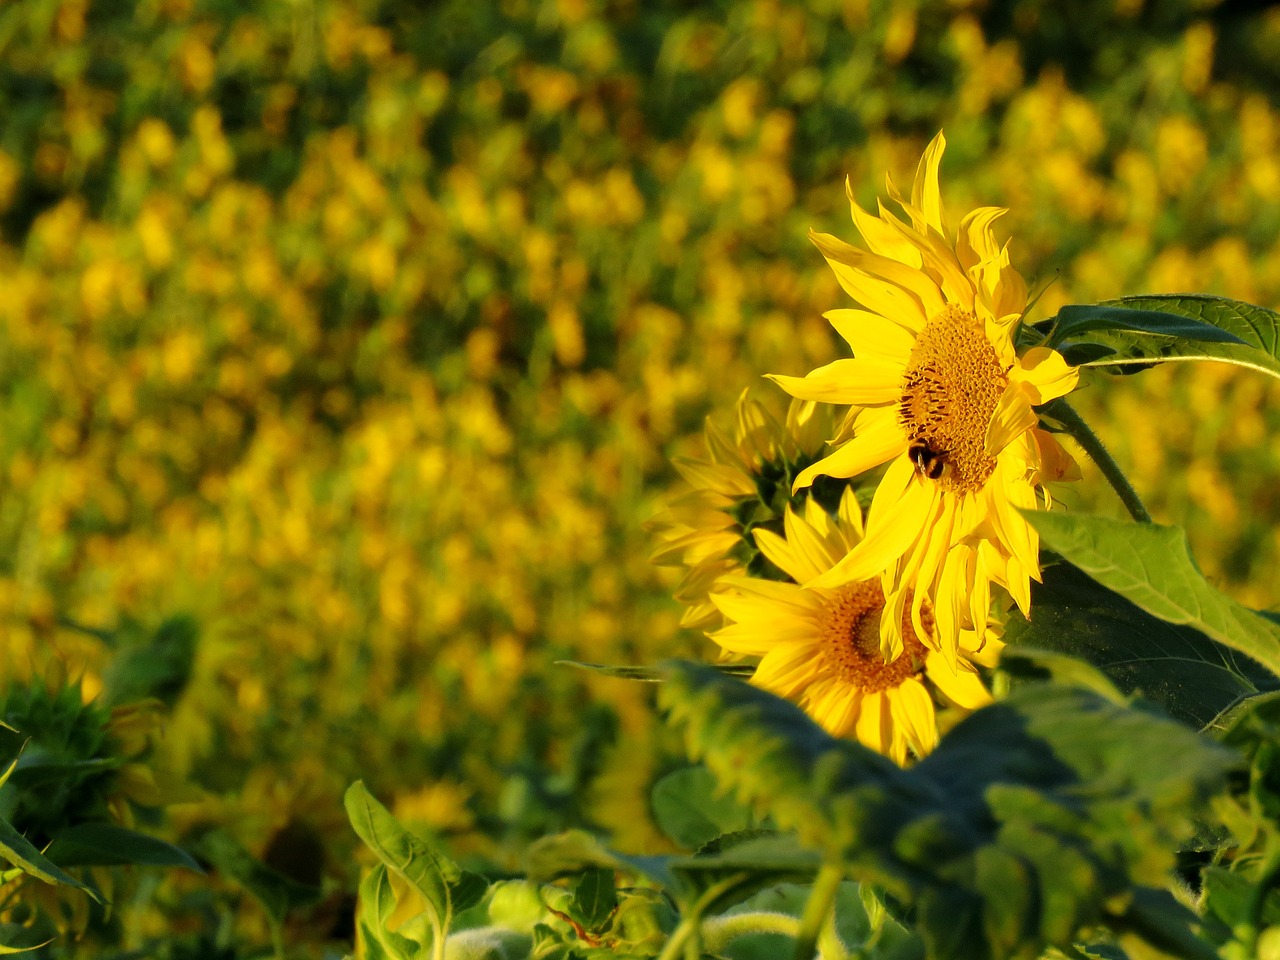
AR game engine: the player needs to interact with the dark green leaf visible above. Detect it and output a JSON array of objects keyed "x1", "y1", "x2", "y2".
[
  {"x1": 668, "y1": 830, "x2": 821, "y2": 914},
  {"x1": 1023, "y1": 512, "x2": 1280, "y2": 682},
  {"x1": 1060, "y1": 295, "x2": 1280, "y2": 379},
  {"x1": 190, "y1": 829, "x2": 320, "y2": 922},
  {"x1": 651, "y1": 766, "x2": 753, "y2": 850},
  {"x1": 1201, "y1": 865, "x2": 1280, "y2": 931},
  {"x1": 557, "y1": 660, "x2": 755, "y2": 682},
  {"x1": 0, "y1": 815, "x2": 104, "y2": 904},
  {"x1": 523, "y1": 829, "x2": 675, "y2": 890},
  {"x1": 345, "y1": 781, "x2": 487, "y2": 935},
  {"x1": 570, "y1": 868, "x2": 617, "y2": 930},
  {"x1": 0, "y1": 923, "x2": 53, "y2": 954},
  {"x1": 45, "y1": 822, "x2": 202, "y2": 871},
  {"x1": 1002, "y1": 560, "x2": 1276, "y2": 728},
  {"x1": 1045, "y1": 301, "x2": 1250, "y2": 349},
  {"x1": 659, "y1": 662, "x2": 1236, "y2": 960},
  {"x1": 1113, "y1": 887, "x2": 1219, "y2": 960}
]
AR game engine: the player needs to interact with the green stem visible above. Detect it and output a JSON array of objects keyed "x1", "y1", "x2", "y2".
[
  {"x1": 792, "y1": 864, "x2": 845, "y2": 960},
  {"x1": 655, "y1": 873, "x2": 752, "y2": 960},
  {"x1": 701, "y1": 912, "x2": 802, "y2": 953},
  {"x1": 1240, "y1": 838, "x2": 1280, "y2": 956},
  {"x1": 1043, "y1": 398, "x2": 1152, "y2": 523}
]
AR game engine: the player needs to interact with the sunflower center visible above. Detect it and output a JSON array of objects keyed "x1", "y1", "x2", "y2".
[
  {"x1": 898, "y1": 303, "x2": 1008, "y2": 493},
  {"x1": 818, "y1": 581, "x2": 929, "y2": 692}
]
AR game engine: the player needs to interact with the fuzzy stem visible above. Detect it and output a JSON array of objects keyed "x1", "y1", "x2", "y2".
[
  {"x1": 655, "y1": 873, "x2": 752, "y2": 960},
  {"x1": 792, "y1": 864, "x2": 845, "y2": 960},
  {"x1": 701, "y1": 911, "x2": 802, "y2": 953},
  {"x1": 1044, "y1": 398, "x2": 1152, "y2": 523}
]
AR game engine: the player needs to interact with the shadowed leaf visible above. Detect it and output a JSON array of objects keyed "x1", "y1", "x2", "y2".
[
  {"x1": 345, "y1": 781, "x2": 486, "y2": 938},
  {"x1": 659, "y1": 661, "x2": 1234, "y2": 960},
  {"x1": 1023, "y1": 512, "x2": 1280, "y2": 682},
  {"x1": 1002, "y1": 560, "x2": 1276, "y2": 728},
  {"x1": 1056, "y1": 295, "x2": 1280, "y2": 380},
  {"x1": 0, "y1": 816, "x2": 104, "y2": 904}
]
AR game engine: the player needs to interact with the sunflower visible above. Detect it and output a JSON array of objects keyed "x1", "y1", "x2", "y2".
[
  {"x1": 648, "y1": 391, "x2": 843, "y2": 629},
  {"x1": 710, "y1": 488, "x2": 999, "y2": 764},
  {"x1": 768, "y1": 131, "x2": 1080, "y2": 664}
]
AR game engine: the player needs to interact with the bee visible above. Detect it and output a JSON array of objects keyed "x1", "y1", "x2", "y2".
[{"x1": 908, "y1": 442, "x2": 952, "y2": 481}]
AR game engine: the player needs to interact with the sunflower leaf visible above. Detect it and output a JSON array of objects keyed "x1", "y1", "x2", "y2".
[
  {"x1": 345, "y1": 781, "x2": 487, "y2": 940},
  {"x1": 569, "y1": 868, "x2": 617, "y2": 930},
  {"x1": 651, "y1": 766, "x2": 754, "y2": 849},
  {"x1": 658, "y1": 661, "x2": 1235, "y2": 960},
  {"x1": 1022, "y1": 512, "x2": 1280, "y2": 682},
  {"x1": 1002, "y1": 559, "x2": 1277, "y2": 728},
  {"x1": 0, "y1": 815, "x2": 105, "y2": 904},
  {"x1": 668, "y1": 830, "x2": 821, "y2": 915},
  {"x1": 45, "y1": 822, "x2": 203, "y2": 871},
  {"x1": 1044, "y1": 300, "x2": 1250, "y2": 349},
  {"x1": 356, "y1": 863, "x2": 424, "y2": 960},
  {"x1": 1053, "y1": 295, "x2": 1280, "y2": 380}
]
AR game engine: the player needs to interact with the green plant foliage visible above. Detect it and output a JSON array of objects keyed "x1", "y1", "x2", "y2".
[
  {"x1": 44, "y1": 823, "x2": 200, "y2": 871},
  {"x1": 659, "y1": 661, "x2": 1237, "y2": 960},
  {"x1": 188, "y1": 828, "x2": 322, "y2": 925},
  {"x1": 1024, "y1": 512, "x2": 1280, "y2": 680},
  {"x1": 1002, "y1": 560, "x2": 1275, "y2": 728},
  {"x1": 568, "y1": 867, "x2": 617, "y2": 932},
  {"x1": 346, "y1": 781, "x2": 487, "y2": 947},
  {"x1": 1060, "y1": 295, "x2": 1280, "y2": 379},
  {"x1": 650, "y1": 766, "x2": 753, "y2": 849},
  {"x1": 0, "y1": 816, "x2": 103, "y2": 905},
  {"x1": 1043, "y1": 300, "x2": 1251, "y2": 349}
]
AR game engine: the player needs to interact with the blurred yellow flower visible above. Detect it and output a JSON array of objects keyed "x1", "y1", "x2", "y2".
[
  {"x1": 711, "y1": 489, "x2": 999, "y2": 765},
  {"x1": 771, "y1": 132, "x2": 1080, "y2": 662}
]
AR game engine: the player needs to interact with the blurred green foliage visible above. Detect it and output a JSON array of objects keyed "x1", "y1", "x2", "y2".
[{"x1": 0, "y1": 0, "x2": 1277, "y2": 952}]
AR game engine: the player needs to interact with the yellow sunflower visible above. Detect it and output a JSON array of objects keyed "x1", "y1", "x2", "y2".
[
  {"x1": 768, "y1": 131, "x2": 1080, "y2": 664},
  {"x1": 710, "y1": 488, "x2": 999, "y2": 765},
  {"x1": 648, "y1": 391, "x2": 841, "y2": 629}
]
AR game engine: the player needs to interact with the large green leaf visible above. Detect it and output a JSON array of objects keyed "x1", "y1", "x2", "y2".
[
  {"x1": 344, "y1": 781, "x2": 487, "y2": 941},
  {"x1": 668, "y1": 830, "x2": 822, "y2": 915},
  {"x1": 569, "y1": 867, "x2": 618, "y2": 931},
  {"x1": 651, "y1": 766, "x2": 754, "y2": 849},
  {"x1": 45, "y1": 822, "x2": 202, "y2": 871},
  {"x1": 659, "y1": 662, "x2": 1235, "y2": 960},
  {"x1": 1054, "y1": 295, "x2": 1280, "y2": 380},
  {"x1": 1023, "y1": 512, "x2": 1280, "y2": 682},
  {"x1": 1002, "y1": 560, "x2": 1275, "y2": 728},
  {"x1": 1044, "y1": 301, "x2": 1250, "y2": 349},
  {"x1": 0, "y1": 816, "x2": 104, "y2": 904}
]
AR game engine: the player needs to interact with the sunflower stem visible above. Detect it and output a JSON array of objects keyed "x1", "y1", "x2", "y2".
[
  {"x1": 792, "y1": 863, "x2": 845, "y2": 960},
  {"x1": 1043, "y1": 398, "x2": 1152, "y2": 523}
]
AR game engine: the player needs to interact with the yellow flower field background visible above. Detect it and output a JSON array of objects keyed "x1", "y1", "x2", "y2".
[{"x1": 1, "y1": 0, "x2": 1279, "y2": 949}]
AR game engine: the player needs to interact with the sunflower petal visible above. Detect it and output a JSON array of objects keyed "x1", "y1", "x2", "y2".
[
  {"x1": 808, "y1": 457, "x2": 931, "y2": 588},
  {"x1": 911, "y1": 131, "x2": 947, "y2": 236},
  {"x1": 824, "y1": 308, "x2": 917, "y2": 360},
  {"x1": 924, "y1": 651, "x2": 992, "y2": 709},
  {"x1": 1011, "y1": 347, "x2": 1080, "y2": 404},
  {"x1": 984, "y1": 382, "x2": 1039, "y2": 458},
  {"x1": 767, "y1": 357, "x2": 903, "y2": 406}
]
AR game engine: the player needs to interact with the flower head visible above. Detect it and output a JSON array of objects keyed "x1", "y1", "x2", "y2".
[
  {"x1": 648, "y1": 392, "x2": 844, "y2": 629},
  {"x1": 711, "y1": 488, "x2": 999, "y2": 764},
  {"x1": 768, "y1": 131, "x2": 1080, "y2": 662}
]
